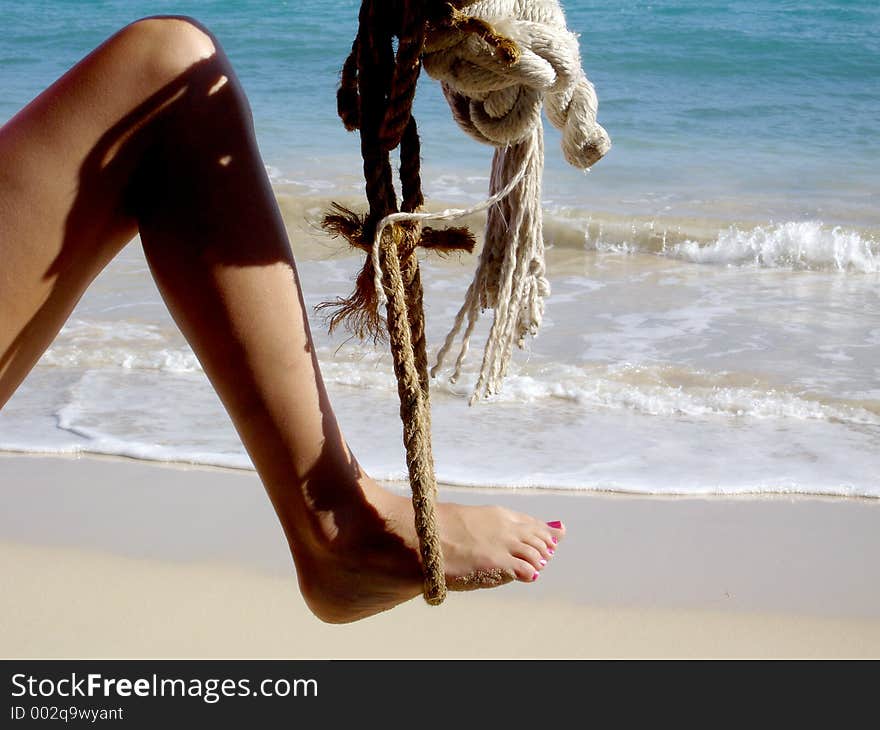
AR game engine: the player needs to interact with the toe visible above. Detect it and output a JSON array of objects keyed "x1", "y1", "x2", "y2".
[
  {"x1": 512, "y1": 558, "x2": 540, "y2": 582},
  {"x1": 512, "y1": 542, "x2": 546, "y2": 572},
  {"x1": 546, "y1": 520, "x2": 566, "y2": 545},
  {"x1": 523, "y1": 532, "x2": 553, "y2": 561}
]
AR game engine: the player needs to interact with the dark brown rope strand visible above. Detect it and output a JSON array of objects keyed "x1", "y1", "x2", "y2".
[
  {"x1": 319, "y1": 0, "x2": 520, "y2": 603},
  {"x1": 379, "y1": 0, "x2": 426, "y2": 151},
  {"x1": 337, "y1": 37, "x2": 361, "y2": 132},
  {"x1": 341, "y1": 0, "x2": 447, "y2": 603}
]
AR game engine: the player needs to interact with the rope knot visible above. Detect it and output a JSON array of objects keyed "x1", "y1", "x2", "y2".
[{"x1": 424, "y1": 0, "x2": 611, "y2": 400}]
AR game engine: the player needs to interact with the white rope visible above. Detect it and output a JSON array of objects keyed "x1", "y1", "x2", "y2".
[{"x1": 422, "y1": 0, "x2": 610, "y2": 401}]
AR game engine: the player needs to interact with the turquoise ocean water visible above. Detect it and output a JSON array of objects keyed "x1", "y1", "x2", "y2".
[
  {"x1": 2, "y1": 1, "x2": 879, "y2": 496},
  {"x1": 3, "y1": 0, "x2": 878, "y2": 223}
]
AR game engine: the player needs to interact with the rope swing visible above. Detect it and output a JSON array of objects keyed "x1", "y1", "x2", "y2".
[{"x1": 321, "y1": 0, "x2": 610, "y2": 605}]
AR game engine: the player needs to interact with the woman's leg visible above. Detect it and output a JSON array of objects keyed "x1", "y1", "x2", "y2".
[{"x1": 0, "y1": 16, "x2": 563, "y2": 622}]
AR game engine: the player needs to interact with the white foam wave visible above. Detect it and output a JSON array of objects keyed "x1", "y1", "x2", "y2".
[
  {"x1": 0, "y1": 440, "x2": 253, "y2": 470},
  {"x1": 36, "y1": 317, "x2": 880, "y2": 429},
  {"x1": 4, "y1": 357, "x2": 878, "y2": 498},
  {"x1": 448, "y1": 368, "x2": 880, "y2": 426},
  {"x1": 45, "y1": 391, "x2": 250, "y2": 469},
  {"x1": 41, "y1": 346, "x2": 201, "y2": 373},
  {"x1": 40, "y1": 319, "x2": 201, "y2": 373},
  {"x1": 1, "y1": 437, "x2": 874, "y2": 498},
  {"x1": 669, "y1": 221, "x2": 879, "y2": 273},
  {"x1": 322, "y1": 354, "x2": 880, "y2": 428},
  {"x1": 577, "y1": 217, "x2": 880, "y2": 273}
]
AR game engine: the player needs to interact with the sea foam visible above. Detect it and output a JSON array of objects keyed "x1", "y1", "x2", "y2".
[
  {"x1": 577, "y1": 218, "x2": 880, "y2": 273},
  {"x1": 669, "y1": 221, "x2": 880, "y2": 273}
]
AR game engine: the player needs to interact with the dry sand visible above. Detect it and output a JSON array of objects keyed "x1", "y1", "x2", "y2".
[{"x1": 1, "y1": 454, "x2": 878, "y2": 658}]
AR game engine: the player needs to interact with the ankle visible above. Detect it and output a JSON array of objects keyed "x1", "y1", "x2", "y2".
[{"x1": 273, "y1": 471, "x2": 385, "y2": 554}]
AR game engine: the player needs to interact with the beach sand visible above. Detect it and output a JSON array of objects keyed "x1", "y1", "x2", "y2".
[{"x1": 1, "y1": 454, "x2": 878, "y2": 658}]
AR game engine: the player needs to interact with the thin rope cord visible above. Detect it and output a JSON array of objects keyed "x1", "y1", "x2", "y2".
[{"x1": 349, "y1": 0, "x2": 446, "y2": 604}]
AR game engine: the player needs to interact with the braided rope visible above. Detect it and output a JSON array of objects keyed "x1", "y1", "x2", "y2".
[{"x1": 326, "y1": 0, "x2": 447, "y2": 604}]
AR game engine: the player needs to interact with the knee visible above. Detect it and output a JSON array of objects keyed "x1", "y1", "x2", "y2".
[{"x1": 117, "y1": 15, "x2": 220, "y2": 82}]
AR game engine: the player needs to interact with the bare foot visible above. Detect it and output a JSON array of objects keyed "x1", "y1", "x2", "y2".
[{"x1": 290, "y1": 477, "x2": 565, "y2": 624}]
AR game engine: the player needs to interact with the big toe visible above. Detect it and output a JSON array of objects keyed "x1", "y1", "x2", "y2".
[{"x1": 546, "y1": 520, "x2": 566, "y2": 546}]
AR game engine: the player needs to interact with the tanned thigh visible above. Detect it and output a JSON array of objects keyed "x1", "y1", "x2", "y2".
[{"x1": 0, "y1": 17, "x2": 218, "y2": 406}]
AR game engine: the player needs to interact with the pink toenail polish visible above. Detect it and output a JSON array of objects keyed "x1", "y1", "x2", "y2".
[
  {"x1": 547, "y1": 520, "x2": 563, "y2": 529},
  {"x1": 539, "y1": 559, "x2": 547, "y2": 566},
  {"x1": 552, "y1": 536, "x2": 558, "y2": 544},
  {"x1": 531, "y1": 572, "x2": 540, "y2": 581},
  {"x1": 549, "y1": 548, "x2": 555, "y2": 555}
]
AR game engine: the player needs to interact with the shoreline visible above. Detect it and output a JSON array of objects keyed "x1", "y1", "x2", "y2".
[
  {"x1": 3, "y1": 450, "x2": 878, "y2": 504},
  {"x1": 1, "y1": 453, "x2": 879, "y2": 658}
]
